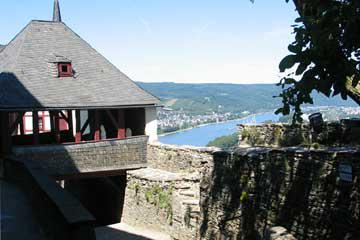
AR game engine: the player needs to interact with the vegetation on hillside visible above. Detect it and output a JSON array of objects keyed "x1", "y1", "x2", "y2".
[
  {"x1": 206, "y1": 133, "x2": 239, "y2": 149},
  {"x1": 138, "y1": 82, "x2": 356, "y2": 116}
]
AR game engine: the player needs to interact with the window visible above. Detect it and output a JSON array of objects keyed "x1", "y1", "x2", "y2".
[{"x1": 58, "y1": 63, "x2": 73, "y2": 77}]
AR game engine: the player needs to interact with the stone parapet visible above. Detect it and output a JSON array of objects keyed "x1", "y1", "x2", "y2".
[
  {"x1": 238, "y1": 121, "x2": 360, "y2": 147},
  {"x1": 147, "y1": 143, "x2": 218, "y2": 174},
  {"x1": 12, "y1": 136, "x2": 148, "y2": 176}
]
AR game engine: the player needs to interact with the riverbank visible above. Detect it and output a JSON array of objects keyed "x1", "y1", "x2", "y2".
[
  {"x1": 158, "y1": 112, "x2": 280, "y2": 147},
  {"x1": 158, "y1": 112, "x2": 268, "y2": 137}
]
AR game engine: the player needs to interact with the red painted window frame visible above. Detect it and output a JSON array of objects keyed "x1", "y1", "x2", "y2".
[
  {"x1": 58, "y1": 63, "x2": 73, "y2": 77},
  {"x1": 59, "y1": 112, "x2": 69, "y2": 131}
]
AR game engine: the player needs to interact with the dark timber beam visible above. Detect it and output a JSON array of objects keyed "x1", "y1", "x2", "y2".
[
  {"x1": 10, "y1": 112, "x2": 24, "y2": 135},
  {"x1": 0, "y1": 111, "x2": 11, "y2": 155},
  {"x1": 59, "y1": 111, "x2": 69, "y2": 123},
  {"x1": 54, "y1": 111, "x2": 61, "y2": 143},
  {"x1": 105, "y1": 110, "x2": 119, "y2": 129},
  {"x1": 32, "y1": 111, "x2": 39, "y2": 144},
  {"x1": 50, "y1": 111, "x2": 55, "y2": 135},
  {"x1": 67, "y1": 110, "x2": 73, "y2": 133},
  {"x1": 75, "y1": 110, "x2": 81, "y2": 143},
  {"x1": 19, "y1": 112, "x2": 25, "y2": 136}
]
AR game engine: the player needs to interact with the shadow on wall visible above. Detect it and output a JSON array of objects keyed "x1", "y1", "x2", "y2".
[
  {"x1": 200, "y1": 149, "x2": 360, "y2": 240},
  {"x1": 65, "y1": 175, "x2": 127, "y2": 227}
]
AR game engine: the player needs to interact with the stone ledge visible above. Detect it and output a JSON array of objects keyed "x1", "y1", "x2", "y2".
[
  {"x1": 128, "y1": 168, "x2": 200, "y2": 182},
  {"x1": 228, "y1": 146, "x2": 360, "y2": 157},
  {"x1": 149, "y1": 142, "x2": 220, "y2": 154},
  {"x1": 238, "y1": 121, "x2": 360, "y2": 147}
]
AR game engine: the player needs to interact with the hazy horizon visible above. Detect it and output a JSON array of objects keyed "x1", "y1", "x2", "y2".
[{"x1": 1, "y1": 0, "x2": 298, "y2": 84}]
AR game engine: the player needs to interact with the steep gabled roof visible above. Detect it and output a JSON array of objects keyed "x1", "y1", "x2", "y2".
[{"x1": 0, "y1": 20, "x2": 159, "y2": 110}]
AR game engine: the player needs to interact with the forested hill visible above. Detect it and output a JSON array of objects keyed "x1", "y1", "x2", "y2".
[{"x1": 138, "y1": 82, "x2": 357, "y2": 114}]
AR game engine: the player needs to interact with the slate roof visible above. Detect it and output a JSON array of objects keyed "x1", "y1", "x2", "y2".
[{"x1": 0, "y1": 20, "x2": 160, "y2": 110}]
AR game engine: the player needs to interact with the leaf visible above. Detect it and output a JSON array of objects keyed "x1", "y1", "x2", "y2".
[
  {"x1": 279, "y1": 55, "x2": 296, "y2": 72},
  {"x1": 288, "y1": 44, "x2": 302, "y2": 54},
  {"x1": 351, "y1": 75, "x2": 360, "y2": 87},
  {"x1": 294, "y1": 17, "x2": 303, "y2": 23},
  {"x1": 296, "y1": 63, "x2": 308, "y2": 75},
  {"x1": 275, "y1": 108, "x2": 283, "y2": 115},
  {"x1": 284, "y1": 78, "x2": 296, "y2": 85}
]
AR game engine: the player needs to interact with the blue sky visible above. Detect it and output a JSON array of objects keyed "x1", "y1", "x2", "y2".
[{"x1": 0, "y1": 0, "x2": 298, "y2": 84}]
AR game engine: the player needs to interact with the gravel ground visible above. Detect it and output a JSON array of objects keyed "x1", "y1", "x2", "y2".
[{"x1": 96, "y1": 223, "x2": 171, "y2": 240}]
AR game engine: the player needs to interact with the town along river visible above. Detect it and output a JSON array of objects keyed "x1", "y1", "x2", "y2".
[{"x1": 159, "y1": 112, "x2": 280, "y2": 147}]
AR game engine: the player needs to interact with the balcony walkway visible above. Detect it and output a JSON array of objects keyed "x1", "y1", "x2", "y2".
[
  {"x1": 12, "y1": 136, "x2": 148, "y2": 178},
  {"x1": 0, "y1": 180, "x2": 46, "y2": 240}
]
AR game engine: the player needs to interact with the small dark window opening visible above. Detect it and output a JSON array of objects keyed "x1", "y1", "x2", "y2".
[
  {"x1": 61, "y1": 65, "x2": 68, "y2": 72},
  {"x1": 58, "y1": 63, "x2": 73, "y2": 77}
]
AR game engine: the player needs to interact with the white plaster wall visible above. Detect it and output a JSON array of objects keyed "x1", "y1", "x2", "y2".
[
  {"x1": 24, "y1": 112, "x2": 33, "y2": 134},
  {"x1": 44, "y1": 112, "x2": 51, "y2": 131},
  {"x1": 145, "y1": 107, "x2": 158, "y2": 143}
]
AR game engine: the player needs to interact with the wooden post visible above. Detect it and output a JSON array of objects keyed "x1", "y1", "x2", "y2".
[
  {"x1": 75, "y1": 110, "x2": 81, "y2": 143},
  {"x1": 67, "y1": 110, "x2": 73, "y2": 134},
  {"x1": 0, "y1": 111, "x2": 11, "y2": 154},
  {"x1": 50, "y1": 111, "x2": 55, "y2": 134},
  {"x1": 54, "y1": 111, "x2": 61, "y2": 143},
  {"x1": 94, "y1": 110, "x2": 101, "y2": 141},
  {"x1": 32, "y1": 111, "x2": 39, "y2": 144},
  {"x1": 118, "y1": 109, "x2": 126, "y2": 139},
  {"x1": 19, "y1": 112, "x2": 25, "y2": 135}
]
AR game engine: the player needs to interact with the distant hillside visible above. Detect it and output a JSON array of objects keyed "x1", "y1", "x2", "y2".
[{"x1": 138, "y1": 82, "x2": 357, "y2": 115}]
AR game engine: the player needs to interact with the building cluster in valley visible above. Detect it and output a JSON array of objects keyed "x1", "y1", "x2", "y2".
[{"x1": 158, "y1": 109, "x2": 245, "y2": 133}]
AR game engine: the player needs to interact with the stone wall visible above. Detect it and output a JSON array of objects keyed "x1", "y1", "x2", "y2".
[
  {"x1": 200, "y1": 147, "x2": 360, "y2": 240},
  {"x1": 12, "y1": 136, "x2": 148, "y2": 176},
  {"x1": 121, "y1": 126, "x2": 360, "y2": 240},
  {"x1": 122, "y1": 168, "x2": 201, "y2": 240},
  {"x1": 238, "y1": 121, "x2": 360, "y2": 148},
  {"x1": 147, "y1": 143, "x2": 218, "y2": 173},
  {"x1": 122, "y1": 143, "x2": 218, "y2": 239}
]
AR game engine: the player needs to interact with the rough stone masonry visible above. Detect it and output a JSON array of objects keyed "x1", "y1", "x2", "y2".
[{"x1": 122, "y1": 123, "x2": 359, "y2": 240}]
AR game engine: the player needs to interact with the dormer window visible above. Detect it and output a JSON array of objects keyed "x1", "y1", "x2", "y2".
[{"x1": 58, "y1": 62, "x2": 73, "y2": 77}]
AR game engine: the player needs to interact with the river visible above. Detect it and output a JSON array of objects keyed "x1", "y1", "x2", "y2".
[{"x1": 159, "y1": 112, "x2": 280, "y2": 147}]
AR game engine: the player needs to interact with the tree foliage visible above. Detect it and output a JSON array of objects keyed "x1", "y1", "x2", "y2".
[
  {"x1": 277, "y1": 0, "x2": 360, "y2": 122},
  {"x1": 207, "y1": 133, "x2": 239, "y2": 149}
]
